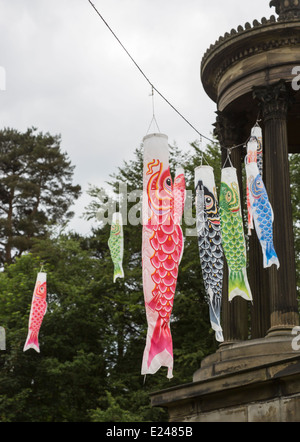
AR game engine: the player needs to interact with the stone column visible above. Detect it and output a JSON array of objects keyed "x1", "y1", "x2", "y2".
[
  {"x1": 253, "y1": 80, "x2": 299, "y2": 336},
  {"x1": 248, "y1": 122, "x2": 270, "y2": 339},
  {"x1": 214, "y1": 111, "x2": 249, "y2": 343},
  {"x1": 249, "y1": 228, "x2": 270, "y2": 338}
]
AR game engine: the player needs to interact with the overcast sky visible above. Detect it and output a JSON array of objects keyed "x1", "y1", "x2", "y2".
[{"x1": 0, "y1": 0, "x2": 275, "y2": 235}]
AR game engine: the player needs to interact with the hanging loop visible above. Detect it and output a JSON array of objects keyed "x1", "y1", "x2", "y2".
[
  {"x1": 222, "y1": 147, "x2": 234, "y2": 168},
  {"x1": 146, "y1": 86, "x2": 161, "y2": 134},
  {"x1": 227, "y1": 148, "x2": 234, "y2": 167},
  {"x1": 198, "y1": 136, "x2": 211, "y2": 166},
  {"x1": 199, "y1": 136, "x2": 203, "y2": 166},
  {"x1": 254, "y1": 111, "x2": 262, "y2": 127}
]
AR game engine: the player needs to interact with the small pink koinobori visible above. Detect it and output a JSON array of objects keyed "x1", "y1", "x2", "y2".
[
  {"x1": 24, "y1": 272, "x2": 47, "y2": 353},
  {"x1": 246, "y1": 123, "x2": 263, "y2": 236},
  {"x1": 141, "y1": 133, "x2": 185, "y2": 379}
]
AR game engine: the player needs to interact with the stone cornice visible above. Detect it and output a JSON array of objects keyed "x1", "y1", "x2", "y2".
[
  {"x1": 201, "y1": 16, "x2": 300, "y2": 103},
  {"x1": 202, "y1": 15, "x2": 276, "y2": 70}
]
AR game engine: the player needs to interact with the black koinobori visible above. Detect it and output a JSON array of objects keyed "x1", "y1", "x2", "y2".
[{"x1": 195, "y1": 166, "x2": 224, "y2": 342}]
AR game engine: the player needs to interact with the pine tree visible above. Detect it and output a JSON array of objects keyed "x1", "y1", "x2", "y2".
[{"x1": 0, "y1": 127, "x2": 81, "y2": 265}]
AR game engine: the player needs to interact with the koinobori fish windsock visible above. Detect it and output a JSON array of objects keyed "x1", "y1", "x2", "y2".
[
  {"x1": 246, "y1": 138, "x2": 258, "y2": 236},
  {"x1": 24, "y1": 272, "x2": 47, "y2": 353},
  {"x1": 219, "y1": 167, "x2": 252, "y2": 302},
  {"x1": 246, "y1": 124, "x2": 263, "y2": 236},
  {"x1": 195, "y1": 166, "x2": 224, "y2": 342},
  {"x1": 251, "y1": 124, "x2": 263, "y2": 177},
  {"x1": 141, "y1": 133, "x2": 185, "y2": 379},
  {"x1": 173, "y1": 166, "x2": 186, "y2": 228},
  {"x1": 245, "y1": 161, "x2": 280, "y2": 269},
  {"x1": 108, "y1": 212, "x2": 124, "y2": 282}
]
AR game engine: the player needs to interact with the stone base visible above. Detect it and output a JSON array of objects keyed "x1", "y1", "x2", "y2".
[{"x1": 150, "y1": 335, "x2": 300, "y2": 422}]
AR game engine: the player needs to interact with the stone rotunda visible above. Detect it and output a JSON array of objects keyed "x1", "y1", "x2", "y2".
[{"x1": 150, "y1": 0, "x2": 300, "y2": 422}]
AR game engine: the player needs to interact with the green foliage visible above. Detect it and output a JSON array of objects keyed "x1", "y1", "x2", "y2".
[
  {"x1": 289, "y1": 153, "x2": 300, "y2": 297},
  {"x1": 89, "y1": 391, "x2": 142, "y2": 422},
  {"x1": 82, "y1": 139, "x2": 220, "y2": 409},
  {"x1": 0, "y1": 127, "x2": 81, "y2": 265},
  {"x1": 0, "y1": 247, "x2": 108, "y2": 422},
  {"x1": 0, "y1": 136, "x2": 222, "y2": 422},
  {"x1": 1, "y1": 130, "x2": 298, "y2": 422}
]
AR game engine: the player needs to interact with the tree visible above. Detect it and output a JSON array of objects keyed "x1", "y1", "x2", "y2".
[
  {"x1": 289, "y1": 152, "x2": 300, "y2": 296},
  {"x1": 0, "y1": 238, "x2": 108, "y2": 422},
  {"x1": 83, "y1": 140, "x2": 221, "y2": 420},
  {"x1": 2, "y1": 136, "x2": 298, "y2": 422},
  {"x1": 0, "y1": 127, "x2": 81, "y2": 265}
]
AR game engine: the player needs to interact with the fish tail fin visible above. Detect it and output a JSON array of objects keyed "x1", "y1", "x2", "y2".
[
  {"x1": 113, "y1": 263, "x2": 124, "y2": 282},
  {"x1": 209, "y1": 310, "x2": 224, "y2": 342},
  {"x1": 264, "y1": 241, "x2": 280, "y2": 269},
  {"x1": 143, "y1": 317, "x2": 173, "y2": 379},
  {"x1": 228, "y1": 269, "x2": 252, "y2": 302},
  {"x1": 23, "y1": 330, "x2": 40, "y2": 353},
  {"x1": 207, "y1": 288, "x2": 224, "y2": 343}
]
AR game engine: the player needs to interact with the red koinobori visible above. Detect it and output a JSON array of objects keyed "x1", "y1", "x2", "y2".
[
  {"x1": 141, "y1": 133, "x2": 185, "y2": 379},
  {"x1": 23, "y1": 271, "x2": 47, "y2": 353}
]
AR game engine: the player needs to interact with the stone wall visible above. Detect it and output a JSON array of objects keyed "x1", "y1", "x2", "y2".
[{"x1": 151, "y1": 338, "x2": 300, "y2": 422}]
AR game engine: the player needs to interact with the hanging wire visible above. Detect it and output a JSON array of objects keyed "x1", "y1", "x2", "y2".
[
  {"x1": 87, "y1": 1, "x2": 262, "y2": 154},
  {"x1": 222, "y1": 114, "x2": 262, "y2": 154},
  {"x1": 198, "y1": 135, "x2": 211, "y2": 166},
  {"x1": 146, "y1": 86, "x2": 161, "y2": 134},
  {"x1": 222, "y1": 137, "x2": 250, "y2": 153},
  {"x1": 87, "y1": 0, "x2": 215, "y2": 144},
  {"x1": 199, "y1": 136, "x2": 204, "y2": 166}
]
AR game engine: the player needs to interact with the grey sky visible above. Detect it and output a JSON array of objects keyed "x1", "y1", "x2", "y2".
[{"x1": 0, "y1": 0, "x2": 275, "y2": 234}]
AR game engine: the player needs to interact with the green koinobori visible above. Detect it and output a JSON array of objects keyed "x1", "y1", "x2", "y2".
[
  {"x1": 108, "y1": 212, "x2": 124, "y2": 282},
  {"x1": 219, "y1": 167, "x2": 252, "y2": 302}
]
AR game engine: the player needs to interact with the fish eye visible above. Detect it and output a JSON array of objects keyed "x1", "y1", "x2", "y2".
[
  {"x1": 166, "y1": 178, "x2": 171, "y2": 186},
  {"x1": 226, "y1": 191, "x2": 231, "y2": 202}
]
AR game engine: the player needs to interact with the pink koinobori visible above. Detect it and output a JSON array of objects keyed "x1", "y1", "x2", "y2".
[
  {"x1": 24, "y1": 272, "x2": 47, "y2": 353},
  {"x1": 141, "y1": 133, "x2": 185, "y2": 379}
]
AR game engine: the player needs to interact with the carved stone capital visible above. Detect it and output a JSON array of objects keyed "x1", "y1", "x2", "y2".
[
  {"x1": 213, "y1": 111, "x2": 247, "y2": 147},
  {"x1": 252, "y1": 81, "x2": 294, "y2": 121}
]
